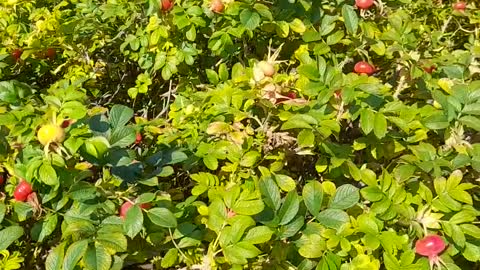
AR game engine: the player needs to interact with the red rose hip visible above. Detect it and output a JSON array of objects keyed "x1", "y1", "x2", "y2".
[
  {"x1": 453, "y1": 2, "x2": 466, "y2": 12},
  {"x1": 119, "y1": 201, "x2": 133, "y2": 218},
  {"x1": 354, "y1": 61, "x2": 375, "y2": 75},
  {"x1": 135, "y1": 133, "x2": 142, "y2": 144},
  {"x1": 46, "y1": 48, "x2": 56, "y2": 59},
  {"x1": 211, "y1": 0, "x2": 224, "y2": 13},
  {"x1": 355, "y1": 0, "x2": 374, "y2": 10},
  {"x1": 161, "y1": 0, "x2": 173, "y2": 11},
  {"x1": 12, "y1": 49, "x2": 22, "y2": 62},
  {"x1": 119, "y1": 201, "x2": 151, "y2": 218},
  {"x1": 140, "y1": 203, "x2": 152, "y2": 210},
  {"x1": 14, "y1": 180, "x2": 33, "y2": 202},
  {"x1": 415, "y1": 235, "x2": 446, "y2": 258},
  {"x1": 423, "y1": 65, "x2": 436, "y2": 74},
  {"x1": 286, "y1": 92, "x2": 297, "y2": 99},
  {"x1": 61, "y1": 119, "x2": 72, "y2": 128}
]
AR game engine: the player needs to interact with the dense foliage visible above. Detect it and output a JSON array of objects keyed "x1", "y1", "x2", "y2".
[{"x1": 0, "y1": 0, "x2": 479, "y2": 269}]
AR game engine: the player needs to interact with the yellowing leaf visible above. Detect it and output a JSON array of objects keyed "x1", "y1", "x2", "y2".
[
  {"x1": 438, "y1": 78, "x2": 454, "y2": 94},
  {"x1": 290, "y1": 19, "x2": 306, "y2": 33}
]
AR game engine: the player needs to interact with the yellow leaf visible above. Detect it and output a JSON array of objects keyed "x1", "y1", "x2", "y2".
[
  {"x1": 290, "y1": 19, "x2": 306, "y2": 33},
  {"x1": 438, "y1": 78, "x2": 454, "y2": 94}
]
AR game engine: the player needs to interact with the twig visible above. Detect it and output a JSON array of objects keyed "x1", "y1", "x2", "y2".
[
  {"x1": 336, "y1": 100, "x2": 345, "y2": 122},
  {"x1": 393, "y1": 74, "x2": 407, "y2": 99},
  {"x1": 155, "y1": 80, "x2": 174, "y2": 118},
  {"x1": 105, "y1": 72, "x2": 127, "y2": 105},
  {"x1": 169, "y1": 229, "x2": 189, "y2": 262},
  {"x1": 441, "y1": 16, "x2": 452, "y2": 34}
]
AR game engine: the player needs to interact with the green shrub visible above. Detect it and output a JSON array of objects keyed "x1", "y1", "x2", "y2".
[{"x1": 0, "y1": 0, "x2": 479, "y2": 269}]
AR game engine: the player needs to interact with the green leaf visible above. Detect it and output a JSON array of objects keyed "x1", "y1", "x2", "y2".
[
  {"x1": 316, "y1": 209, "x2": 349, "y2": 229},
  {"x1": 161, "y1": 249, "x2": 178, "y2": 268},
  {"x1": 110, "y1": 256, "x2": 124, "y2": 270},
  {"x1": 449, "y1": 210, "x2": 476, "y2": 224},
  {"x1": 297, "y1": 64, "x2": 320, "y2": 81},
  {"x1": 347, "y1": 161, "x2": 362, "y2": 181},
  {"x1": 278, "y1": 191, "x2": 300, "y2": 225},
  {"x1": 96, "y1": 231, "x2": 128, "y2": 253},
  {"x1": 342, "y1": 5, "x2": 358, "y2": 35},
  {"x1": 361, "y1": 186, "x2": 384, "y2": 202},
  {"x1": 243, "y1": 226, "x2": 274, "y2": 244},
  {"x1": 232, "y1": 199, "x2": 264, "y2": 216},
  {"x1": 423, "y1": 113, "x2": 450, "y2": 130},
  {"x1": 127, "y1": 87, "x2": 138, "y2": 99},
  {"x1": 259, "y1": 176, "x2": 281, "y2": 211},
  {"x1": 63, "y1": 220, "x2": 96, "y2": 239},
  {"x1": 446, "y1": 170, "x2": 462, "y2": 191},
  {"x1": 229, "y1": 215, "x2": 256, "y2": 244},
  {"x1": 45, "y1": 242, "x2": 66, "y2": 270},
  {"x1": 302, "y1": 181, "x2": 323, "y2": 217},
  {"x1": 298, "y1": 129, "x2": 315, "y2": 148},
  {"x1": 203, "y1": 155, "x2": 218, "y2": 170},
  {"x1": 208, "y1": 199, "x2": 227, "y2": 233},
  {"x1": 62, "y1": 101, "x2": 87, "y2": 120},
  {"x1": 83, "y1": 137, "x2": 110, "y2": 160},
  {"x1": 147, "y1": 208, "x2": 177, "y2": 228},
  {"x1": 460, "y1": 115, "x2": 480, "y2": 131},
  {"x1": 329, "y1": 184, "x2": 359, "y2": 209},
  {"x1": 326, "y1": 30, "x2": 344, "y2": 45},
  {"x1": 63, "y1": 240, "x2": 89, "y2": 270},
  {"x1": 0, "y1": 226, "x2": 24, "y2": 250},
  {"x1": 38, "y1": 214, "x2": 58, "y2": 242},
  {"x1": 449, "y1": 188, "x2": 473, "y2": 205},
  {"x1": 83, "y1": 244, "x2": 112, "y2": 270},
  {"x1": 224, "y1": 242, "x2": 261, "y2": 265},
  {"x1": 298, "y1": 234, "x2": 325, "y2": 258},
  {"x1": 360, "y1": 168, "x2": 377, "y2": 186},
  {"x1": 109, "y1": 126, "x2": 136, "y2": 148},
  {"x1": 240, "y1": 151, "x2": 260, "y2": 167},
  {"x1": 463, "y1": 242, "x2": 480, "y2": 262},
  {"x1": 109, "y1": 105, "x2": 133, "y2": 129},
  {"x1": 374, "y1": 113, "x2": 387, "y2": 139},
  {"x1": 281, "y1": 114, "x2": 318, "y2": 130},
  {"x1": 462, "y1": 103, "x2": 480, "y2": 115},
  {"x1": 123, "y1": 205, "x2": 143, "y2": 238},
  {"x1": 0, "y1": 202, "x2": 6, "y2": 223},
  {"x1": 439, "y1": 193, "x2": 462, "y2": 211},
  {"x1": 274, "y1": 174, "x2": 296, "y2": 192},
  {"x1": 186, "y1": 25, "x2": 196, "y2": 41},
  {"x1": 278, "y1": 216, "x2": 304, "y2": 239},
  {"x1": 357, "y1": 214, "x2": 379, "y2": 234},
  {"x1": 173, "y1": 14, "x2": 190, "y2": 30},
  {"x1": 39, "y1": 163, "x2": 59, "y2": 186},
  {"x1": 461, "y1": 224, "x2": 480, "y2": 238},
  {"x1": 451, "y1": 224, "x2": 466, "y2": 247},
  {"x1": 276, "y1": 21, "x2": 290, "y2": 38},
  {"x1": 320, "y1": 15, "x2": 337, "y2": 36},
  {"x1": 254, "y1": 3, "x2": 273, "y2": 20},
  {"x1": 218, "y1": 63, "x2": 229, "y2": 81},
  {"x1": 360, "y1": 109, "x2": 375, "y2": 134},
  {"x1": 371, "y1": 42, "x2": 386, "y2": 56},
  {"x1": 240, "y1": 10, "x2": 261, "y2": 30},
  {"x1": 206, "y1": 69, "x2": 219, "y2": 85}
]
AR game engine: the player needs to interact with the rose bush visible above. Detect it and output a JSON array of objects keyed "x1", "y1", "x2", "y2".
[{"x1": 0, "y1": 0, "x2": 479, "y2": 269}]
